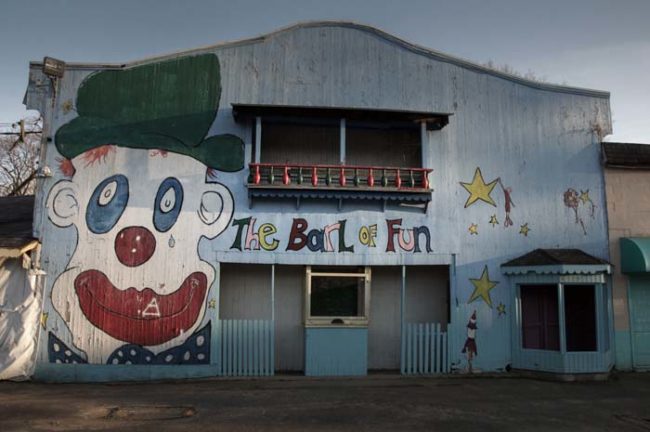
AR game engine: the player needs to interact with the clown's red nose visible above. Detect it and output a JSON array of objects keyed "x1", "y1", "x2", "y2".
[{"x1": 114, "y1": 226, "x2": 156, "y2": 267}]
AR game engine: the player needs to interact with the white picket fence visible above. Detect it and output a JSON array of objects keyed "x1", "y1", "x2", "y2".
[{"x1": 401, "y1": 322, "x2": 449, "y2": 374}]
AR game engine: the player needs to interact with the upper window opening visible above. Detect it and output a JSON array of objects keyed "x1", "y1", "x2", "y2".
[{"x1": 346, "y1": 121, "x2": 421, "y2": 168}]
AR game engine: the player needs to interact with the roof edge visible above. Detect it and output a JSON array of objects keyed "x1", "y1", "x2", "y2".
[{"x1": 28, "y1": 20, "x2": 610, "y2": 99}]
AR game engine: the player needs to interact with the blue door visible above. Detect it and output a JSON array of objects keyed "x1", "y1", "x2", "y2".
[{"x1": 629, "y1": 277, "x2": 650, "y2": 369}]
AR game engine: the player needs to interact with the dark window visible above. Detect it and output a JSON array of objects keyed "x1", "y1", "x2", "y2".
[
  {"x1": 310, "y1": 276, "x2": 364, "y2": 317},
  {"x1": 564, "y1": 285, "x2": 597, "y2": 352},
  {"x1": 521, "y1": 285, "x2": 560, "y2": 351}
]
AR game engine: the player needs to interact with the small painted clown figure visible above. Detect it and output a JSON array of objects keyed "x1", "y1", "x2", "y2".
[{"x1": 462, "y1": 310, "x2": 478, "y2": 373}]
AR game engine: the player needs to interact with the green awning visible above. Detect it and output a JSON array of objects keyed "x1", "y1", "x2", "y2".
[{"x1": 620, "y1": 238, "x2": 650, "y2": 274}]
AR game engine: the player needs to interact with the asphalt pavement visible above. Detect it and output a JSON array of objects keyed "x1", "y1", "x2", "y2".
[{"x1": 1, "y1": 372, "x2": 650, "y2": 431}]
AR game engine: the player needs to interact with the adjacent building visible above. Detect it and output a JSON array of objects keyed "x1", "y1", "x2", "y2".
[
  {"x1": 23, "y1": 22, "x2": 614, "y2": 381},
  {"x1": 603, "y1": 142, "x2": 650, "y2": 371}
]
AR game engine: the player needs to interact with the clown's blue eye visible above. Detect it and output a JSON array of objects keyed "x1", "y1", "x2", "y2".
[
  {"x1": 153, "y1": 177, "x2": 183, "y2": 232},
  {"x1": 86, "y1": 175, "x2": 129, "y2": 234}
]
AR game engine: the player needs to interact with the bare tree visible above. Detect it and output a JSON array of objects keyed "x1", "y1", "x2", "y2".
[{"x1": 0, "y1": 116, "x2": 42, "y2": 197}]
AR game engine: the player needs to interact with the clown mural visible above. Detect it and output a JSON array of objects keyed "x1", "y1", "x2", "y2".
[{"x1": 44, "y1": 54, "x2": 244, "y2": 365}]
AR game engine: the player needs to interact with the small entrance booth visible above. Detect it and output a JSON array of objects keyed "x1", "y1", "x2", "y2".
[
  {"x1": 218, "y1": 263, "x2": 451, "y2": 376},
  {"x1": 502, "y1": 249, "x2": 613, "y2": 375}
]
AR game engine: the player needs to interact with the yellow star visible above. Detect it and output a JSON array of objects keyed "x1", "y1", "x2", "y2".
[
  {"x1": 208, "y1": 299, "x2": 217, "y2": 309},
  {"x1": 460, "y1": 167, "x2": 498, "y2": 208},
  {"x1": 468, "y1": 223, "x2": 479, "y2": 235},
  {"x1": 489, "y1": 214, "x2": 499, "y2": 227},
  {"x1": 40, "y1": 312, "x2": 48, "y2": 330},
  {"x1": 519, "y1": 223, "x2": 530, "y2": 236},
  {"x1": 579, "y1": 190, "x2": 591, "y2": 204},
  {"x1": 497, "y1": 303, "x2": 506, "y2": 316},
  {"x1": 468, "y1": 265, "x2": 498, "y2": 308}
]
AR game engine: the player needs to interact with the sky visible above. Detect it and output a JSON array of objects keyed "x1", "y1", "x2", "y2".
[{"x1": 1, "y1": 0, "x2": 648, "y2": 142}]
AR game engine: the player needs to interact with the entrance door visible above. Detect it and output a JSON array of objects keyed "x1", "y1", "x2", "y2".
[{"x1": 629, "y1": 277, "x2": 650, "y2": 369}]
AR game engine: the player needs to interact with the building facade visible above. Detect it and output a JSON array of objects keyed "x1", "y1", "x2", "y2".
[
  {"x1": 24, "y1": 22, "x2": 614, "y2": 381},
  {"x1": 603, "y1": 142, "x2": 650, "y2": 371}
]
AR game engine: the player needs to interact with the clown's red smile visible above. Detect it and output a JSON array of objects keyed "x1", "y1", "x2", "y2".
[{"x1": 74, "y1": 270, "x2": 208, "y2": 346}]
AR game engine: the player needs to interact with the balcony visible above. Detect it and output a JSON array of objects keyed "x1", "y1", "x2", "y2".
[
  {"x1": 247, "y1": 163, "x2": 433, "y2": 211},
  {"x1": 232, "y1": 103, "x2": 449, "y2": 212}
]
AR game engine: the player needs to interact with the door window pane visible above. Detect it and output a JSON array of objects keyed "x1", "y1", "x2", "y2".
[{"x1": 521, "y1": 285, "x2": 560, "y2": 351}]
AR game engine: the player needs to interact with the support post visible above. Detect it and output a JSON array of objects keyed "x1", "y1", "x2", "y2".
[
  {"x1": 558, "y1": 283, "x2": 566, "y2": 355},
  {"x1": 270, "y1": 263, "x2": 275, "y2": 374},
  {"x1": 211, "y1": 262, "x2": 221, "y2": 368},
  {"x1": 400, "y1": 265, "x2": 406, "y2": 374},
  {"x1": 448, "y1": 253, "x2": 457, "y2": 370},
  {"x1": 340, "y1": 118, "x2": 346, "y2": 164},
  {"x1": 595, "y1": 283, "x2": 603, "y2": 353},
  {"x1": 254, "y1": 116, "x2": 262, "y2": 163},
  {"x1": 420, "y1": 120, "x2": 427, "y2": 166},
  {"x1": 271, "y1": 264, "x2": 275, "y2": 322}
]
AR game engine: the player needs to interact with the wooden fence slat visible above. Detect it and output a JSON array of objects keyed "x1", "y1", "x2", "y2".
[
  {"x1": 264, "y1": 321, "x2": 275, "y2": 375},
  {"x1": 422, "y1": 323, "x2": 431, "y2": 374},
  {"x1": 244, "y1": 320, "x2": 249, "y2": 376},
  {"x1": 405, "y1": 323, "x2": 410, "y2": 375},
  {"x1": 442, "y1": 332, "x2": 449, "y2": 373},
  {"x1": 267, "y1": 320, "x2": 273, "y2": 376},
  {"x1": 417, "y1": 323, "x2": 422, "y2": 374},
  {"x1": 225, "y1": 320, "x2": 231, "y2": 376},
  {"x1": 255, "y1": 320, "x2": 261, "y2": 377},
  {"x1": 262, "y1": 320, "x2": 267, "y2": 376},
  {"x1": 437, "y1": 324, "x2": 441, "y2": 373}
]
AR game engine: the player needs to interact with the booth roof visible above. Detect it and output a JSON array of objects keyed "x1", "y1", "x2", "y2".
[{"x1": 502, "y1": 248, "x2": 609, "y2": 267}]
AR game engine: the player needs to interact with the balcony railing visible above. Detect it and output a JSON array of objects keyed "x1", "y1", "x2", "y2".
[{"x1": 248, "y1": 163, "x2": 432, "y2": 192}]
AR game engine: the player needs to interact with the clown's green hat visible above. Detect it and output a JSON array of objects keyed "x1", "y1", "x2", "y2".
[{"x1": 55, "y1": 54, "x2": 244, "y2": 172}]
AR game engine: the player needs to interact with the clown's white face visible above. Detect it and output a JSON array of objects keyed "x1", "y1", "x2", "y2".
[{"x1": 47, "y1": 147, "x2": 232, "y2": 363}]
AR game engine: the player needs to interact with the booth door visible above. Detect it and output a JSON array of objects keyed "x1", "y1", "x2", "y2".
[{"x1": 630, "y1": 279, "x2": 650, "y2": 369}]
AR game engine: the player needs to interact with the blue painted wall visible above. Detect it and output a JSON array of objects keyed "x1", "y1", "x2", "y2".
[{"x1": 305, "y1": 327, "x2": 368, "y2": 376}]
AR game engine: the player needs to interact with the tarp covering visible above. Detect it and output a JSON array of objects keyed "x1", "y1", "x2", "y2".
[{"x1": 0, "y1": 257, "x2": 41, "y2": 380}]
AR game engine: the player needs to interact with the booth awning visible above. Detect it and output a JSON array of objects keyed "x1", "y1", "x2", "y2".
[{"x1": 620, "y1": 238, "x2": 650, "y2": 274}]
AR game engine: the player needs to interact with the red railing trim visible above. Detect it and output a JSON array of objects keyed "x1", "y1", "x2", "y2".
[{"x1": 249, "y1": 162, "x2": 432, "y2": 173}]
